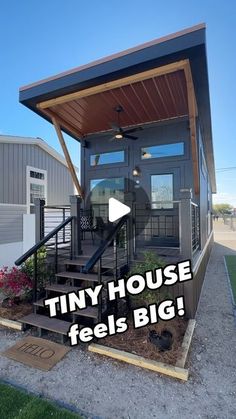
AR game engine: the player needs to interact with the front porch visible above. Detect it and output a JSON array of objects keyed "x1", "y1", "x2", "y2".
[{"x1": 15, "y1": 190, "x2": 201, "y2": 343}]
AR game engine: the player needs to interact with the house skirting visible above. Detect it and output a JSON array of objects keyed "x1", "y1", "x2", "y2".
[
  {"x1": 185, "y1": 231, "x2": 214, "y2": 318},
  {"x1": 167, "y1": 231, "x2": 214, "y2": 318},
  {"x1": 0, "y1": 241, "x2": 23, "y2": 268}
]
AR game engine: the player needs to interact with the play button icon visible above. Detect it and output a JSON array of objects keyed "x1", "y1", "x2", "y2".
[
  {"x1": 108, "y1": 198, "x2": 131, "y2": 222},
  {"x1": 85, "y1": 177, "x2": 151, "y2": 241}
]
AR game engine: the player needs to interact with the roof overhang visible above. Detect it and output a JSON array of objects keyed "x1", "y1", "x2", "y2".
[{"x1": 19, "y1": 23, "x2": 216, "y2": 193}]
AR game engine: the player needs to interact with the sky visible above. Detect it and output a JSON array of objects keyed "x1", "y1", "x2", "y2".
[{"x1": 0, "y1": 1, "x2": 236, "y2": 206}]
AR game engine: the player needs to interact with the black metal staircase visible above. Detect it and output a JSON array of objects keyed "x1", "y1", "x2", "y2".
[{"x1": 15, "y1": 213, "x2": 130, "y2": 343}]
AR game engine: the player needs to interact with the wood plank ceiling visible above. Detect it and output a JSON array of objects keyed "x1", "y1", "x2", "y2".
[{"x1": 43, "y1": 70, "x2": 188, "y2": 137}]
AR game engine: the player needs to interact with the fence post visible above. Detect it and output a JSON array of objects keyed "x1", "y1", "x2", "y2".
[
  {"x1": 70, "y1": 195, "x2": 82, "y2": 257},
  {"x1": 179, "y1": 189, "x2": 193, "y2": 261},
  {"x1": 230, "y1": 216, "x2": 235, "y2": 231},
  {"x1": 34, "y1": 198, "x2": 45, "y2": 242}
]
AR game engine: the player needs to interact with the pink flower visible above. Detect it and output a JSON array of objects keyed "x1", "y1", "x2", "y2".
[{"x1": 0, "y1": 266, "x2": 33, "y2": 303}]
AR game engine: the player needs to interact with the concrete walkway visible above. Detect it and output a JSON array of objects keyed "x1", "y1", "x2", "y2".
[{"x1": 0, "y1": 223, "x2": 236, "y2": 418}]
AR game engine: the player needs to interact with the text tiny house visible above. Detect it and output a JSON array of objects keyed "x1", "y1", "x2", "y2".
[{"x1": 16, "y1": 24, "x2": 215, "y2": 344}]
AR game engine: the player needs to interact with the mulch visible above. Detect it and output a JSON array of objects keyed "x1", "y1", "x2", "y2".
[
  {"x1": 0, "y1": 303, "x2": 32, "y2": 321},
  {"x1": 102, "y1": 317, "x2": 187, "y2": 365}
]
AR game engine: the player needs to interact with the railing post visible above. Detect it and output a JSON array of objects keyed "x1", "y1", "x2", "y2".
[
  {"x1": 70, "y1": 195, "x2": 82, "y2": 257},
  {"x1": 179, "y1": 189, "x2": 193, "y2": 261},
  {"x1": 125, "y1": 192, "x2": 135, "y2": 263},
  {"x1": 34, "y1": 198, "x2": 45, "y2": 242},
  {"x1": 62, "y1": 208, "x2": 66, "y2": 242}
]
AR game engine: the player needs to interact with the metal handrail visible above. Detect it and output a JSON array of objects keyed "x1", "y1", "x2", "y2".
[
  {"x1": 44, "y1": 205, "x2": 70, "y2": 209},
  {"x1": 83, "y1": 215, "x2": 129, "y2": 274},
  {"x1": 15, "y1": 216, "x2": 73, "y2": 266}
]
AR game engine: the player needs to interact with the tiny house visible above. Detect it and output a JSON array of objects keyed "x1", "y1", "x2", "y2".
[
  {"x1": 17, "y1": 24, "x2": 215, "y2": 336},
  {"x1": 0, "y1": 135, "x2": 76, "y2": 266}
]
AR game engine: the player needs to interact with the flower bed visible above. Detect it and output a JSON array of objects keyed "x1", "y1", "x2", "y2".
[
  {"x1": 0, "y1": 266, "x2": 32, "y2": 306},
  {"x1": 0, "y1": 266, "x2": 33, "y2": 329},
  {"x1": 101, "y1": 317, "x2": 187, "y2": 365},
  {"x1": 89, "y1": 319, "x2": 196, "y2": 381}
]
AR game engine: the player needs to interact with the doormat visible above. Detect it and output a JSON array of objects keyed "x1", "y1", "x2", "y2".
[{"x1": 2, "y1": 336, "x2": 70, "y2": 371}]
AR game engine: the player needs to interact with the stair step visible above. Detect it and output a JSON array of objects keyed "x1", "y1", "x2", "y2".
[
  {"x1": 33, "y1": 299, "x2": 99, "y2": 319},
  {"x1": 33, "y1": 298, "x2": 46, "y2": 308},
  {"x1": 74, "y1": 307, "x2": 98, "y2": 319},
  {"x1": 20, "y1": 313, "x2": 72, "y2": 335},
  {"x1": 45, "y1": 283, "x2": 82, "y2": 293},
  {"x1": 64, "y1": 258, "x2": 126, "y2": 269},
  {"x1": 56, "y1": 271, "x2": 100, "y2": 282}
]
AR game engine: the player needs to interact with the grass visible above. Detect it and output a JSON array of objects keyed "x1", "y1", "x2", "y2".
[
  {"x1": 225, "y1": 255, "x2": 236, "y2": 302},
  {"x1": 0, "y1": 382, "x2": 82, "y2": 419}
]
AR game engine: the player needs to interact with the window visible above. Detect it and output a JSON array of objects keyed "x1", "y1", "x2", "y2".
[
  {"x1": 141, "y1": 142, "x2": 184, "y2": 160},
  {"x1": 26, "y1": 166, "x2": 47, "y2": 213},
  {"x1": 30, "y1": 184, "x2": 45, "y2": 204},
  {"x1": 90, "y1": 150, "x2": 125, "y2": 166},
  {"x1": 90, "y1": 177, "x2": 124, "y2": 203},
  {"x1": 30, "y1": 170, "x2": 45, "y2": 180},
  {"x1": 151, "y1": 174, "x2": 173, "y2": 209},
  {"x1": 200, "y1": 149, "x2": 207, "y2": 179}
]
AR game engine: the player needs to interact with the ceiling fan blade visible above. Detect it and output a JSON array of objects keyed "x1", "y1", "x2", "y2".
[
  {"x1": 124, "y1": 134, "x2": 138, "y2": 140},
  {"x1": 110, "y1": 122, "x2": 120, "y2": 131},
  {"x1": 109, "y1": 135, "x2": 116, "y2": 142},
  {"x1": 124, "y1": 126, "x2": 143, "y2": 134}
]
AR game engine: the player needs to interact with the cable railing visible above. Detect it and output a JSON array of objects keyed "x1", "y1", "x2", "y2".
[
  {"x1": 133, "y1": 200, "x2": 180, "y2": 249},
  {"x1": 191, "y1": 202, "x2": 200, "y2": 253},
  {"x1": 43, "y1": 205, "x2": 71, "y2": 246},
  {"x1": 83, "y1": 215, "x2": 130, "y2": 321}
]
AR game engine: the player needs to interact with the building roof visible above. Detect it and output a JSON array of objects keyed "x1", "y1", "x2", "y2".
[
  {"x1": 19, "y1": 23, "x2": 215, "y2": 192},
  {"x1": 0, "y1": 135, "x2": 78, "y2": 170}
]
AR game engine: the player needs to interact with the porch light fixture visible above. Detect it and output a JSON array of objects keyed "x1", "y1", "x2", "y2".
[
  {"x1": 132, "y1": 166, "x2": 141, "y2": 177},
  {"x1": 115, "y1": 133, "x2": 123, "y2": 139},
  {"x1": 142, "y1": 150, "x2": 151, "y2": 159}
]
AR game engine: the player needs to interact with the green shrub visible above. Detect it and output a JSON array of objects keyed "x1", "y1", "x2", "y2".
[
  {"x1": 127, "y1": 251, "x2": 170, "y2": 307},
  {"x1": 20, "y1": 247, "x2": 53, "y2": 292}
]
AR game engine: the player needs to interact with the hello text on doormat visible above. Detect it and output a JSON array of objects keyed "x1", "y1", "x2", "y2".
[{"x1": 2, "y1": 336, "x2": 70, "y2": 370}]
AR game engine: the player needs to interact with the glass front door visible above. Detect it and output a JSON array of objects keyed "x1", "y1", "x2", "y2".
[{"x1": 134, "y1": 168, "x2": 180, "y2": 248}]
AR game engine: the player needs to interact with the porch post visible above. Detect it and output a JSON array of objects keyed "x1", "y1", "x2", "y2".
[
  {"x1": 125, "y1": 192, "x2": 135, "y2": 263},
  {"x1": 70, "y1": 195, "x2": 82, "y2": 257},
  {"x1": 179, "y1": 189, "x2": 193, "y2": 261},
  {"x1": 34, "y1": 198, "x2": 45, "y2": 242}
]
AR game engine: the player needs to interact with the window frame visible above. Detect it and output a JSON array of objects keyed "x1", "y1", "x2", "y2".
[
  {"x1": 26, "y1": 166, "x2": 47, "y2": 214},
  {"x1": 88, "y1": 147, "x2": 128, "y2": 171},
  {"x1": 150, "y1": 173, "x2": 174, "y2": 209},
  {"x1": 141, "y1": 141, "x2": 185, "y2": 162},
  {"x1": 89, "y1": 150, "x2": 125, "y2": 167},
  {"x1": 89, "y1": 177, "x2": 125, "y2": 203}
]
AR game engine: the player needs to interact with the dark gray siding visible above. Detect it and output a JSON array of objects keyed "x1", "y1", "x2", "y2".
[
  {"x1": 82, "y1": 119, "x2": 193, "y2": 201},
  {"x1": 198, "y1": 123, "x2": 212, "y2": 248},
  {"x1": 0, "y1": 143, "x2": 74, "y2": 205},
  {"x1": 0, "y1": 205, "x2": 26, "y2": 244}
]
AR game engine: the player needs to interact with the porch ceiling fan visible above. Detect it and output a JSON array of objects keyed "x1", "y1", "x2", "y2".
[{"x1": 109, "y1": 105, "x2": 143, "y2": 141}]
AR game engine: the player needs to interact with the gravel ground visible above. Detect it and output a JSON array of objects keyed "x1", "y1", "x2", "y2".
[{"x1": 0, "y1": 223, "x2": 236, "y2": 419}]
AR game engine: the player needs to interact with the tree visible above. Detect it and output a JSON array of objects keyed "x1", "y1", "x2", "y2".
[{"x1": 213, "y1": 203, "x2": 233, "y2": 215}]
